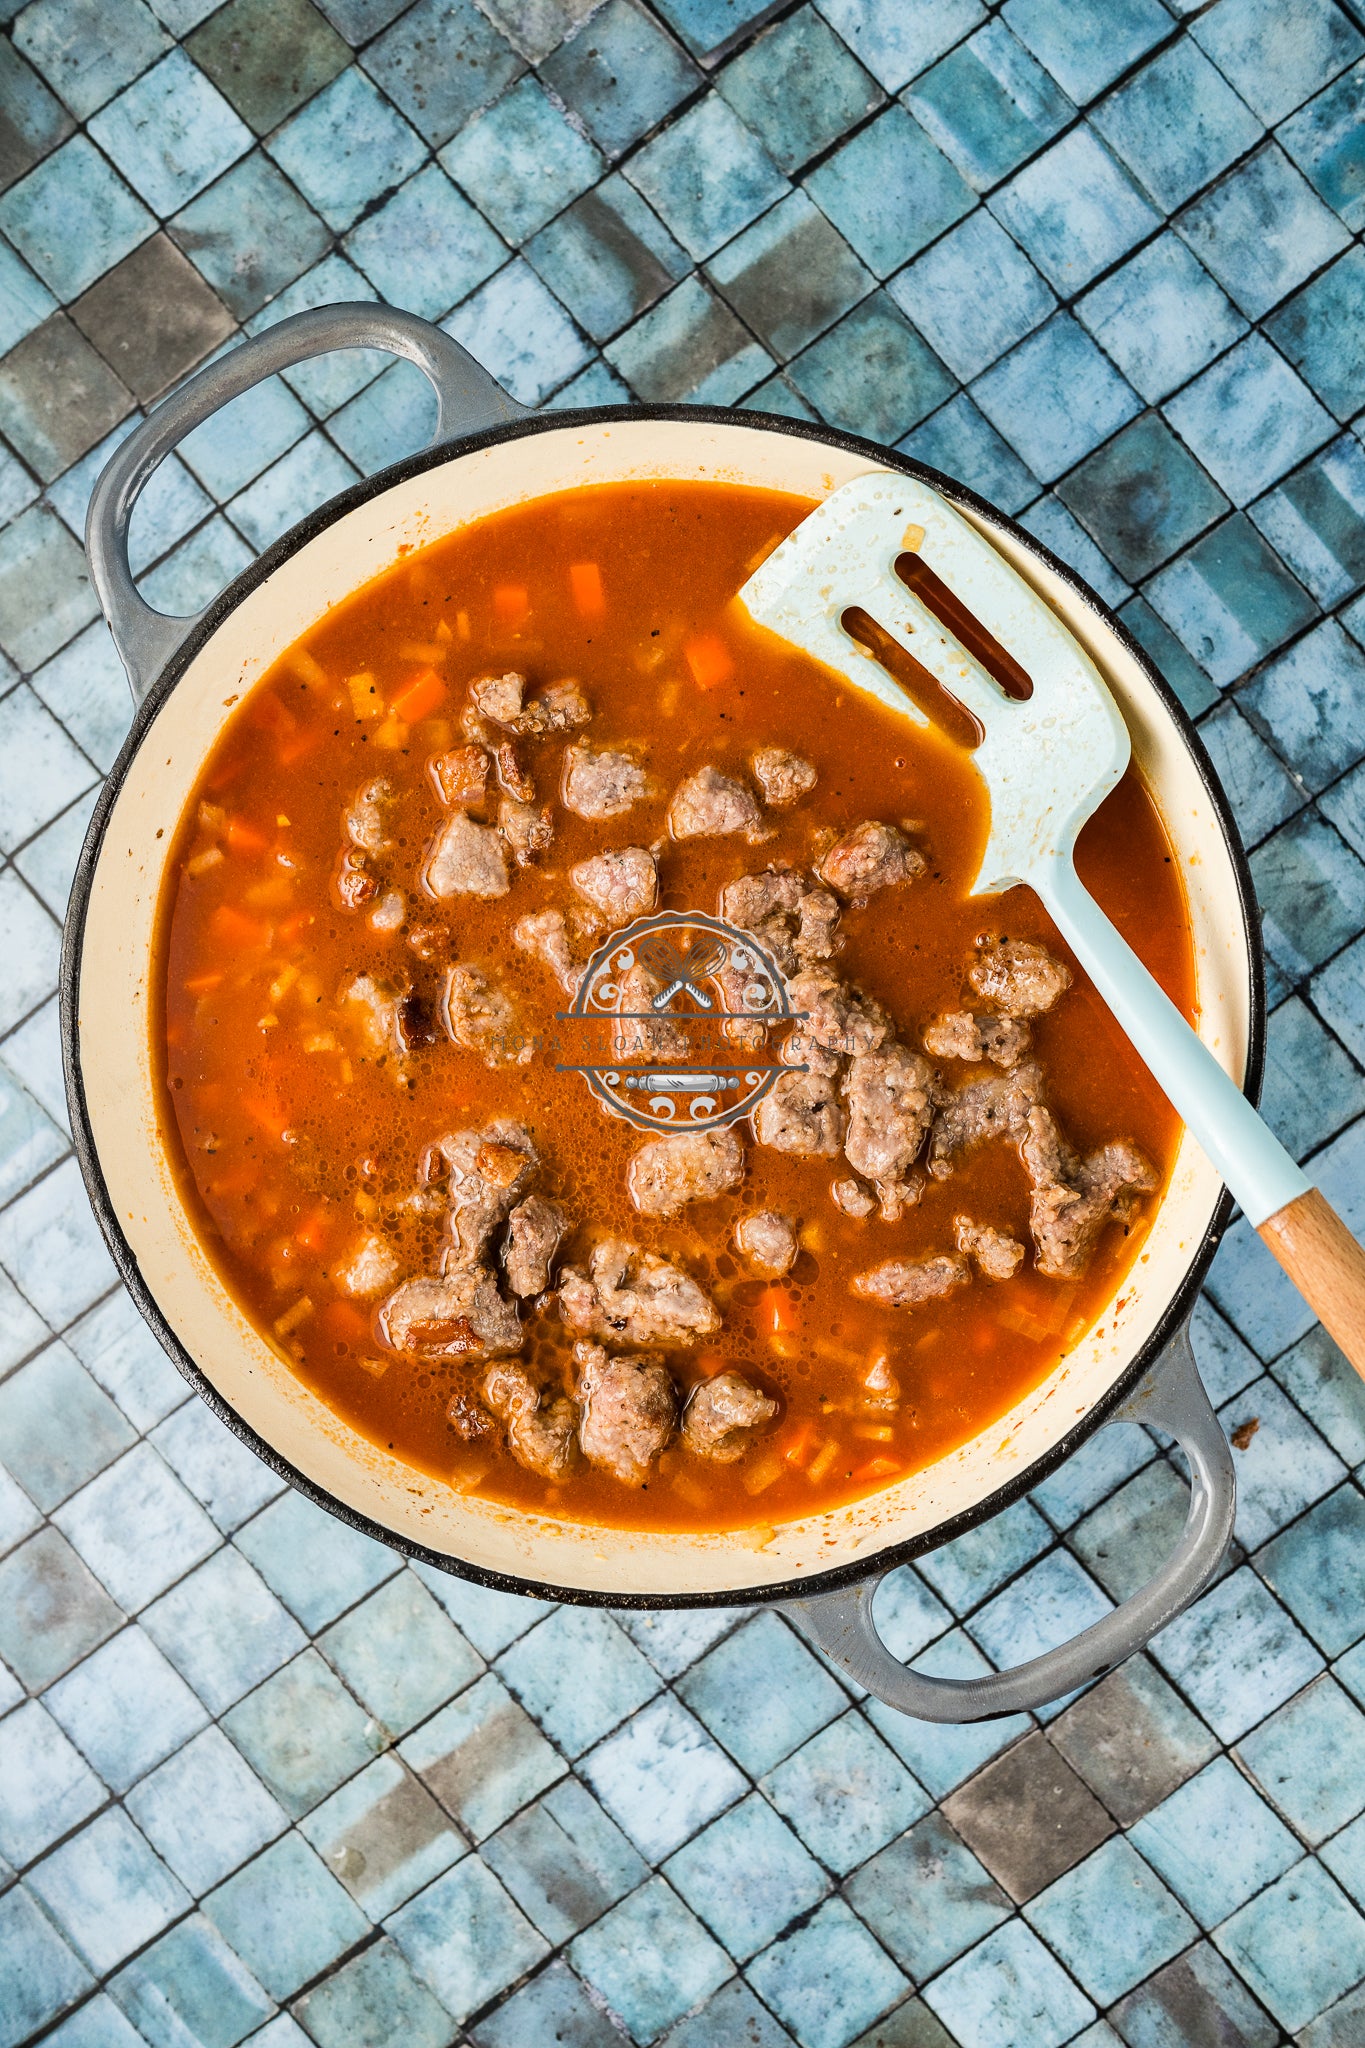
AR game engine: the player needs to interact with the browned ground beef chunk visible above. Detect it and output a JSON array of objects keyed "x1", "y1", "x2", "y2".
[
  {"x1": 537, "y1": 679, "x2": 592, "y2": 731},
  {"x1": 928, "y1": 1060, "x2": 1044, "y2": 1178},
  {"x1": 682, "y1": 1371, "x2": 778, "y2": 1461},
  {"x1": 832, "y1": 1177, "x2": 876, "y2": 1217},
  {"x1": 852, "y1": 1254, "x2": 970, "y2": 1308},
  {"x1": 344, "y1": 778, "x2": 393, "y2": 855},
  {"x1": 443, "y1": 965, "x2": 531, "y2": 1067},
  {"x1": 341, "y1": 973, "x2": 403, "y2": 1057},
  {"x1": 787, "y1": 969, "x2": 891, "y2": 1057},
  {"x1": 924, "y1": 1011, "x2": 1033, "y2": 1068},
  {"x1": 628, "y1": 1127, "x2": 744, "y2": 1216},
  {"x1": 380, "y1": 1269, "x2": 523, "y2": 1356},
  {"x1": 337, "y1": 1234, "x2": 402, "y2": 1299},
  {"x1": 426, "y1": 812, "x2": 510, "y2": 898},
  {"x1": 336, "y1": 850, "x2": 377, "y2": 910},
  {"x1": 493, "y1": 739, "x2": 535, "y2": 803},
  {"x1": 575, "y1": 1342, "x2": 677, "y2": 1483},
  {"x1": 751, "y1": 748, "x2": 816, "y2": 805},
  {"x1": 720, "y1": 868, "x2": 840, "y2": 976},
  {"x1": 955, "y1": 1216, "x2": 1025, "y2": 1281},
  {"x1": 818, "y1": 820, "x2": 924, "y2": 899},
  {"x1": 969, "y1": 939, "x2": 1072, "y2": 1017},
  {"x1": 502, "y1": 1195, "x2": 568, "y2": 1296},
  {"x1": 483, "y1": 1360, "x2": 576, "y2": 1479},
  {"x1": 669, "y1": 765, "x2": 762, "y2": 840},
  {"x1": 559, "y1": 1239, "x2": 720, "y2": 1343},
  {"x1": 562, "y1": 743, "x2": 652, "y2": 818},
  {"x1": 612, "y1": 961, "x2": 692, "y2": 1062},
  {"x1": 843, "y1": 1042, "x2": 934, "y2": 1183},
  {"x1": 499, "y1": 797, "x2": 554, "y2": 865},
  {"x1": 875, "y1": 1176, "x2": 922, "y2": 1221},
  {"x1": 734, "y1": 1210, "x2": 797, "y2": 1274},
  {"x1": 470, "y1": 672, "x2": 528, "y2": 726},
  {"x1": 753, "y1": 1069, "x2": 846, "y2": 1155},
  {"x1": 430, "y1": 745, "x2": 489, "y2": 808},
  {"x1": 572, "y1": 846, "x2": 658, "y2": 924},
  {"x1": 796, "y1": 888, "x2": 841, "y2": 962},
  {"x1": 426, "y1": 1120, "x2": 537, "y2": 1266},
  {"x1": 513, "y1": 910, "x2": 581, "y2": 994},
  {"x1": 780, "y1": 1023, "x2": 843, "y2": 1078},
  {"x1": 1022, "y1": 1108, "x2": 1157, "y2": 1277}
]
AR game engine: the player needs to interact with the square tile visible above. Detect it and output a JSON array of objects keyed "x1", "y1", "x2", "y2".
[
  {"x1": 1281, "y1": 57, "x2": 1365, "y2": 232},
  {"x1": 1253, "y1": 435, "x2": 1365, "y2": 607},
  {"x1": 1002, "y1": 0, "x2": 1170, "y2": 106},
  {"x1": 676, "y1": 1611, "x2": 846, "y2": 1776},
  {"x1": 846, "y1": 1811, "x2": 1010, "y2": 1981},
  {"x1": 544, "y1": 0, "x2": 700, "y2": 159},
  {"x1": 28, "y1": 1809, "x2": 188, "y2": 1975},
  {"x1": 0, "y1": 1340, "x2": 133, "y2": 1509},
  {"x1": 0, "y1": 238, "x2": 56, "y2": 356},
  {"x1": 141, "y1": 1544, "x2": 305, "y2": 1714},
  {"x1": 525, "y1": 174, "x2": 691, "y2": 344},
  {"x1": 343, "y1": 163, "x2": 504, "y2": 323},
  {"x1": 0, "y1": 316, "x2": 133, "y2": 486},
  {"x1": 1093, "y1": 38, "x2": 1263, "y2": 212},
  {"x1": 496, "y1": 1605, "x2": 657, "y2": 1757},
  {"x1": 1239, "y1": 1673, "x2": 1365, "y2": 1841},
  {"x1": 0, "y1": 1884, "x2": 92, "y2": 2048},
  {"x1": 228, "y1": 429, "x2": 360, "y2": 550},
  {"x1": 1049, "y1": 1656, "x2": 1218, "y2": 1824},
  {"x1": 124, "y1": 1726, "x2": 289, "y2": 1895},
  {"x1": 176, "y1": 368, "x2": 308, "y2": 499},
  {"x1": 12, "y1": 0, "x2": 170, "y2": 121},
  {"x1": 185, "y1": 0, "x2": 349, "y2": 134},
  {"x1": 319, "y1": 1572, "x2": 482, "y2": 1738},
  {"x1": 1177, "y1": 144, "x2": 1350, "y2": 323},
  {"x1": 45, "y1": 1624, "x2": 207, "y2": 1793},
  {"x1": 889, "y1": 210, "x2": 1054, "y2": 384},
  {"x1": 205, "y1": 1832, "x2": 370, "y2": 2000},
  {"x1": 444, "y1": 257, "x2": 592, "y2": 405},
  {"x1": 0, "y1": 1701, "x2": 103, "y2": 1868},
  {"x1": 1214, "y1": 1858, "x2": 1365, "y2": 2033},
  {"x1": 583, "y1": 1694, "x2": 746, "y2": 1863},
  {"x1": 1109, "y1": 1942, "x2": 1280, "y2": 2048},
  {"x1": 300, "y1": 1753, "x2": 463, "y2": 1920},
  {"x1": 242, "y1": 252, "x2": 380, "y2": 414},
  {"x1": 268, "y1": 65, "x2": 424, "y2": 231},
  {"x1": 604, "y1": 271, "x2": 769, "y2": 402},
  {"x1": 898, "y1": 394, "x2": 1039, "y2": 518},
  {"x1": 15, "y1": 786, "x2": 100, "y2": 920},
  {"x1": 1151, "y1": 1564, "x2": 1324, "y2": 1742},
  {"x1": 0, "y1": 1462, "x2": 41, "y2": 1557},
  {"x1": 805, "y1": 105, "x2": 974, "y2": 279},
  {"x1": 990, "y1": 126, "x2": 1160, "y2": 296},
  {"x1": 362, "y1": 0, "x2": 525, "y2": 150},
  {"x1": 625, "y1": 95, "x2": 788, "y2": 263},
  {"x1": 716, "y1": 8, "x2": 879, "y2": 175},
  {"x1": 441, "y1": 75, "x2": 603, "y2": 245},
  {"x1": 295, "y1": 1937, "x2": 457, "y2": 2048},
  {"x1": 788, "y1": 292, "x2": 954, "y2": 443},
  {"x1": 1260, "y1": 1487, "x2": 1365, "y2": 1670},
  {"x1": 108, "y1": 1911, "x2": 273, "y2": 2048},
  {"x1": 1070, "y1": 1458, "x2": 1193, "y2": 1605},
  {"x1": 399, "y1": 1671, "x2": 564, "y2": 1841},
  {"x1": 1129, "y1": 1755, "x2": 1300, "y2": 1925},
  {"x1": 471, "y1": 1959, "x2": 621, "y2": 2048},
  {"x1": 1255, "y1": 811, "x2": 1365, "y2": 983},
  {"x1": 223, "y1": 1648, "x2": 382, "y2": 1818},
  {"x1": 905, "y1": 19, "x2": 1073, "y2": 196},
  {"x1": 922, "y1": 1919, "x2": 1094, "y2": 2048},
  {"x1": 0, "y1": 39, "x2": 73, "y2": 196},
  {"x1": 1024, "y1": 1836, "x2": 1195, "y2": 2007},
  {"x1": 1271, "y1": 1329, "x2": 1365, "y2": 1469},
  {"x1": 748, "y1": 1896, "x2": 907, "y2": 2048},
  {"x1": 482, "y1": 1776, "x2": 648, "y2": 1945},
  {"x1": 89, "y1": 50, "x2": 251, "y2": 217},
  {"x1": 1222, "y1": 1376, "x2": 1348, "y2": 1546},
  {"x1": 665, "y1": 1793, "x2": 827, "y2": 1960},
  {"x1": 387, "y1": 1856, "x2": 549, "y2": 2024},
  {"x1": 0, "y1": 870, "x2": 62, "y2": 1032},
  {"x1": 327, "y1": 356, "x2": 435, "y2": 473},
  {"x1": 0, "y1": 135, "x2": 152, "y2": 301},
  {"x1": 72, "y1": 234, "x2": 233, "y2": 404},
  {"x1": 1315, "y1": 933, "x2": 1365, "y2": 1066},
  {"x1": 0, "y1": 1527, "x2": 122, "y2": 1691},
  {"x1": 148, "y1": 1399, "x2": 284, "y2": 1535},
  {"x1": 968, "y1": 1548, "x2": 1112, "y2": 1672},
  {"x1": 1242, "y1": 619, "x2": 1365, "y2": 795},
  {"x1": 1191, "y1": 0, "x2": 1363, "y2": 126},
  {"x1": 0, "y1": 1253, "x2": 49, "y2": 1380},
  {"x1": 762, "y1": 1711, "x2": 929, "y2": 1877},
  {"x1": 1145, "y1": 511, "x2": 1318, "y2": 689},
  {"x1": 42, "y1": 1994, "x2": 150, "y2": 2048},
  {"x1": 170, "y1": 152, "x2": 330, "y2": 321},
  {"x1": 942, "y1": 1732, "x2": 1114, "y2": 1903},
  {"x1": 64, "y1": 1288, "x2": 186, "y2": 1433},
  {"x1": 234, "y1": 1485, "x2": 399, "y2": 1631},
  {"x1": 1262, "y1": 994, "x2": 1365, "y2": 1162},
  {"x1": 973, "y1": 313, "x2": 1141, "y2": 485},
  {"x1": 1058, "y1": 414, "x2": 1229, "y2": 583},
  {"x1": 1267, "y1": 245, "x2": 1365, "y2": 421},
  {"x1": 707, "y1": 188, "x2": 871, "y2": 358},
  {"x1": 53, "y1": 1442, "x2": 218, "y2": 1612},
  {"x1": 408, "y1": 1565, "x2": 549, "y2": 1658},
  {"x1": 569, "y1": 1875, "x2": 731, "y2": 2041},
  {"x1": 813, "y1": 0, "x2": 985, "y2": 95}
]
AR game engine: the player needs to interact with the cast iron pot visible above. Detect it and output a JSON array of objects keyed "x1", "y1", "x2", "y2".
[{"x1": 64, "y1": 303, "x2": 1252, "y2": 1722}]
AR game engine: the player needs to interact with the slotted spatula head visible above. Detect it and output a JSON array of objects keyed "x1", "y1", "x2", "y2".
[{"x1": 737, "y1": 472, "x2": 1132, "y2": 896}]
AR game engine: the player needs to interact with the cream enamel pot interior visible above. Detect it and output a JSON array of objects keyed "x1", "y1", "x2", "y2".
[{"x1": 65, "y1": 305, "x2": 1253, "y2": 1723}]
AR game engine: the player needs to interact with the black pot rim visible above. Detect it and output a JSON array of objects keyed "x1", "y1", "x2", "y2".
[{"x1": 60, "y1": 401, "x2": 1264, "y2": 1611}]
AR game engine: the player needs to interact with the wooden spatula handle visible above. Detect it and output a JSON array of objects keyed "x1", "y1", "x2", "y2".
[{"x1": 1258, "y1": 1189, "x2": 1365, "y2": 1376}]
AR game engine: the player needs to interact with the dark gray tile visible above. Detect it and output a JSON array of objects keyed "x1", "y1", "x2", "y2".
[
  {"x1": 0, "y1": 1526, "x2": 123, "y2": 1691},
  {"x1": 1049, "y1": 1658, "x2": 1219, "y2": 1825},
  {"x1": 1110, "y1": 1937, "x2": 1280, "y2": 2047},
  {"x1": 188, "y1": 0, "x2": 350, "y2": 135},
  {"x1": 941, "y1": 1733, "x2": 1116, "y2": 1903},
  {"x1": 0, "y1": 40, "x2": 73, "y2": 195},
  {"x1": 0, "y1": 315, "x2": 132, "y2": 484},
  {"x1": 71, "y1": 235, "x2": 234, "y2": 405}
]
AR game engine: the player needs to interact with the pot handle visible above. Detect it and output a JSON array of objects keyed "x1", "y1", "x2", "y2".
[
  {"x1": 781, "y1": 1317, "x2": 1235, "y2": 1722},
  {"x1": 86, "y1": 302, "x2": 527, "y2": 704}
]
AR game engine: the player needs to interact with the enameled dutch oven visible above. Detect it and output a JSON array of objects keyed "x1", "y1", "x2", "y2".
[{"x1": 63, "y1": 304, "x2": 1252, "y2": 1723}]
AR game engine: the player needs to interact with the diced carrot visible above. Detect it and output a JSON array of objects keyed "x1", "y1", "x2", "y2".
[
  {"x1": 570, "y1": 561, "x2": 606, "y2": 619},
  {"x1": 683, "y1": 631, "x2": 734, "y2": 690},
  {"x1": 184, "y1": 971, "x2": 223, "y2": 996},
  {"x1": 390, "y1": 667, "x2": 447, "y2": 724},
  {"x1": 296, "y1": 1209, "x2": 330, "y2": 1254},
  {"x1": 759, "y1": 1288, "x2": 799, "y2": 1335},
  {"x1": 249, "y1": 693, "x2": 297, "y2": 739},
  {"x1": 493, "y1": 584, "x2": 529, "y2": 628},
  {"x1": 208, "y1": 904, "x2": 271, "y2": 950},
  {"x1": 456, "y1": 610, "x2": 471, "y2": 640},
  {"x1": 852, "y1": 1456, "x2": 901, "y2": 1482},
  {"x1": 242, "y1": 1097, "x2": 290, "y2": 1140},
  {"x1": 277, "y1": 728, "x2": 320, "y2": 768},
  {"x1": 373, "y1": 715, "x2": 409, "y2": 750},
  {"x1": 225, "y1": 816, "x2": 270, "y2": 857},
  {"x1": 277, "y1": 910, "x2": 315, "y2": 944}
]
